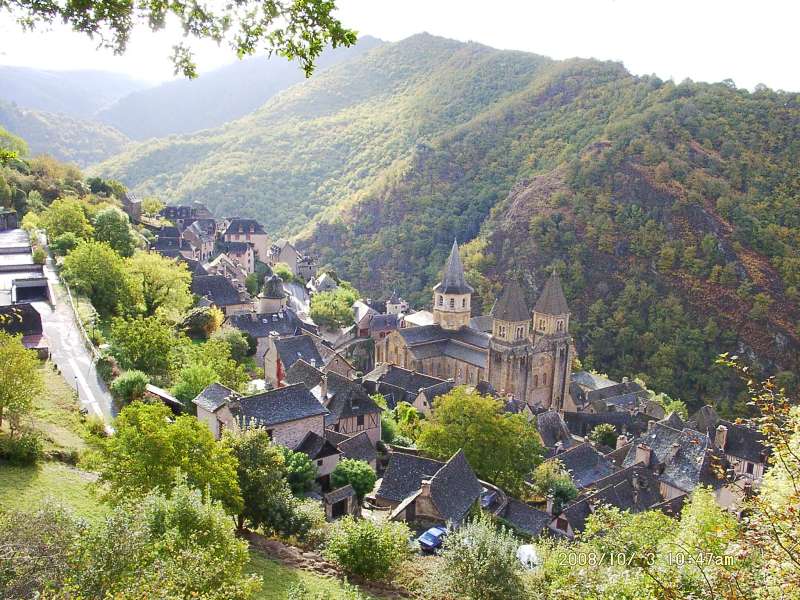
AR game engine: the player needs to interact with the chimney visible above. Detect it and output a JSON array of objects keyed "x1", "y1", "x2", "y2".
[
  {"x1": 622, "y1": 376, "x2": 629, "y2": 383},
  {"x1": 319, "y1": 375, "x2": 328, "y2": 406},
  {"x1": 546, "y1": 493, "x2": 555, "y2": 515},
  {"x1": 635, "y1": 443, "x2": 652, "y2": 467},
  {"x1": 669, "y1": 442, "x2": 680, "y2": 460},
  {"x1": 715, "y1": 425, "x2": 728, "y2": 451},
  {"x1": 616, "y1": 434, "x2": 630, "y2": 449}
]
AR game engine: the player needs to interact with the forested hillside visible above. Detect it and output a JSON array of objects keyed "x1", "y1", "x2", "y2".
[
  {"x1": 96, "y1": 36, "x2": 383, "y2": 140},
  {"x1": 0, "y1": 66, "x2": 146, "y2": 117},
  {"x1": 94, "y1": 34, "x2": 799, "y2": 412},
  {"x1": 0, "y1": 101, "x2": 130, "y2": 166}
]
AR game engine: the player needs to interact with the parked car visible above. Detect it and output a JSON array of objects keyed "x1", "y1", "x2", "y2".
[{"x1": 416, "y1": 526, "x2": 448, "y2": 553}]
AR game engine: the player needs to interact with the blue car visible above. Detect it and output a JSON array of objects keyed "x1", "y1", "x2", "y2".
[{"x1": 416, "y1": 526, "x2": 448, "y2": 553}]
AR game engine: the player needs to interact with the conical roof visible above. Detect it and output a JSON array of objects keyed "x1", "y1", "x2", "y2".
[
  {"x1": 533, "y1": 271, "x2": 569, "y2": 315},
  {"x1": 491, "y1": 280, "x2": 529, "y2": 322},
  {"x1": 433, "y1": 240, "x2": 474, "y2": 295}
]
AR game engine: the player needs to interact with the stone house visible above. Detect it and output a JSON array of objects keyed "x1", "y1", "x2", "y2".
[
  {"x1": 204, "y1": 253, "x2": 249, "y2": 292},
  {"x1": 375, "y1": 450, "x2": 483, "y2": 527},
  {"x1": 195, "y1": 382, "x2": 329, "y2": 449},
  {"x1": 325, "y1": 430, "x2": 378, "y2": 470},
  {"x1": 295, "y1": 430, "x2": 341, "y2": 489},
  {"x1": 218, "y1": 241, "x2": 255, "y2": 274},
  {"x1": 362, "y1": 364, "x2": 451, "y2": 410},
  {"x1": 264, "y1": 334, "x2": 324, "y2": 387},
  {"x1": 190, "y1": 274, "x2": 251, "y2": 316},
  {"x1": 192, "y1": 382, "x2": 241, "y2": 439},
  {"x1": 306, "y1": 272, "x2": 338, "y2": 295},
  {"x1": 181, "y1": 219, "x2": 216, "y2": 262},
  {"x1": 160, "y1": 202, "x2": 213, "y2": 229},
  {"x1": 223, "y1": 219, "x2": 270, "y2": 262},
  {"x1": 269, "y1": 239, "x2": 315, "y2": 278}
]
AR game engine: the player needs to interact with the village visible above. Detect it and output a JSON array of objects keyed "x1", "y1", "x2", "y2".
[{"x1": 13, "y1": 194, "x2": 763, "y2": 543}]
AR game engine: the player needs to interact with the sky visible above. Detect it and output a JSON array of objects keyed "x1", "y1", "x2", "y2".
[{"x1": 0, "y1": 0, "x2": 798, "y2": 90}]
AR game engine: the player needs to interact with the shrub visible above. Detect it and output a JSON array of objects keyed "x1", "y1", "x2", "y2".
[
  {"x1": 529, "y1": 460, "x2": 577, "y2": 511},
  {"x1": 437, "y1": 512, "x2": 525, "y2": 600},
  {"x1": 588, "y1": 423, "x2": 617, "y2": 448},
  {"x1": 0, "y1": 431, "x2": 44, "y2": 465},
  {"x1": 292, "y1": 498, "x2": 329, "y2": 549},
  {"x1": 32, "y1": 247, "x2": 46, "y2": 264},
  {"x1": 84, "y1": 415, "x2": 108, "y2": 438},
  {"x1": 277, "y1": 445, "x2": 318, "y2": 495},
  {"x1": 95, "y1": 355, "x2": 117, "y2": 384},
  {"x1": 330, "y1": 459, "x2": 376, "y2": 500},
  {"x1": 212, "y1": 327, "x2": 251, "y2": 362},
  {"x1": 380, "y1": 412, "x2": 397, "y2": 443},
  {"x1": 50, "y1": 232, "x2": 79, "y2": 256},
  {"x1": 109, "y1": 370, "x2": 149, "y2": 404},
  {"x1": 324, "y1": 517, "x2": 412, "y2": 580},
  {"x1": 181, "y1": 306, "x2": 224, "y2": 339}
]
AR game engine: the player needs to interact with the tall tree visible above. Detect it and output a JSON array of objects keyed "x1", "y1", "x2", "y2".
[
  {"x1": 41, "y1": 197, "x2": 93, "y2": 240},
  {"x1": 110, "y1": 315, "x2": 179, "y2": 378},
  {"x1": 416, "y1": 387, "x2": 544, "y2": 495},
  {"x1": 62, "y1": 240, "x2": 139, "y2": 316},
  {"x1": 3, "y1": 0, "x2": 355, "y2": 77},
  {"x1": 126, "y1": 251, "x2": 192, "y2": 317},
  {"x1": 0, "y1": 331, "x2": 43, "y2": 430},
  {"x1": 98, "y1": 401, "x2": 242, "y2": 514},
  {"x1": 92, "y1": 207, "x2": 136, "y2": 257}
]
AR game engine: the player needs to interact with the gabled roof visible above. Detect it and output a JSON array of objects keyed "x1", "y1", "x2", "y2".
[
  {"x1": 689, "y1": 405, "x2": 769, "y2": 464},
  {"x1": 324, "y1": 372, "x2": 381, "y2": 426},
  {"x1": 552, "y1": 442, "x2": 618, "y2": 488},
  {"x1": 622, "y1": 423, "x2": 726, "y2": 493},
  {"x1": 0, "y1": 303, "x2": 42, "y2": 336},
  {"x1": 396, "y1": 324, "x2": 490, "y2": 369},
  {"x1": 191, "y1": 275, "x2": 246, "y2": 306},
  {"x1": 353, "y1": 300, "x2": 377, "y2": 325},
  {"x1": 433, "y1": 240, "x2": 473, "y2": 295},
  {"x1": 192, "y1": 382, "x2": 240, "y2": 413},
  {"x1": 427, "y1": 450, "x2": 482, "y2": 524},
  {"x1": 230, "y1": 383, "x2": 329, "y2": 427},
  {"x1": 218, "y1": 241, "x2": 252, "y2": 256},
  {"x1": 284, "y1": 358, "x2": 324, "y2": 388},
  {"x1": 370, "y1": 313, "x2": 398, "y2": 332},
  {"x1": 491, "y1": 281, "x2": 529, "y2": 322},
  {"x1": 325, "y1": 484, "x2": 356, "y2": 505},
  {"x1": 582, "y1": 464, "x2": 663, "y2": 510},
  {"x1": 363, "y1": 364, "x2": 449, "y2": 408},
  {"x1": 295, "y1": 431, "x2": 341, "y2": 459},
  {"x1": 274, "y1": 335, "x2": 323, "y2": 371},
  {"x1": 226, "y1": 309, "x2": 307, "y2": 340},
  {"x1": 562, "y1": 410, "x2": 653, "y2": 439},
  {"x1": 336, "y1": 431, "x2": 377, "y2": 464},
  {"x1": 533, "y1": 271, "x2": 569, "y2": 315},
  {"x1": 224, "y1": 219, "x2": 266, "y2": 236},
  {"x1": 376, "y1": 452, "x2": 444, "y2": 504},
  {"x1": 324, "y1": 428, "x2": 351, "y2": 446},
  {"x1": 502, "y1": 498, "x2": 551, "y2": 537},
  {"x1": 537, "y1": 410, "x2": 575, "y2": 449}
]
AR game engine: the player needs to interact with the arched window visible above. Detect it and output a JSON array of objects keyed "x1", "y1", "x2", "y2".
[
  {"x1": 543, "y1": 373, "x2": 548, "y2": 385},
  {"x1": 557, "y1": 320, "x2": 563, "y2": 332},
  {"x1": 462, "y1": 297, "x2": 467, "y2": 308},
  {"x1": 534, "y1": 374, "x2": 539, "y2": 387},
  {"x1": 438, "y1": 295, "x2": 443, "y2": 306},
  {"x1": 449, "y1": 298, "x2": 455, "y2": 308}
]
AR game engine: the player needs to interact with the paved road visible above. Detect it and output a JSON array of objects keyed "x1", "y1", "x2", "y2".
[{"x1": 35, "y1": 257, "x2": 116, "y2": 425}]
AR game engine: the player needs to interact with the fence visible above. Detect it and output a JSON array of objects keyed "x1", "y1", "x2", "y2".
[{"x1": 62, "y1": 278, "x2": 101, "y2": 362}]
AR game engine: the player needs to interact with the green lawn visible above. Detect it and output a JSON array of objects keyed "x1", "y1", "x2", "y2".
[
  {"x1": 0, "y1": 461, "x2": 105, "y2": 520},
  {"x1": 29, "y1": 363, "x2": 90, "y2": 455},
  {"x1": 247, "y1": 552, "x2": 375, "y2": 600}
]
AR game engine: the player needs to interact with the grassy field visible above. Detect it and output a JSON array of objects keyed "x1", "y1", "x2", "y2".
[
  {"x1": 29, "y1": 362, "x2": 91, "y2": 456},
  {"x1": 0, "y1": 461, "x2": 105, "y2": 520},
  {"x1": 247, "y1": 552, "x2": 375, "y2": 600}
]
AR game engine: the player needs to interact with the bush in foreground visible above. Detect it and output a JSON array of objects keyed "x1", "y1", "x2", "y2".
[
  {"x1": 324, "y1": 517, "x2": 412, "y2": 580},
  {"x1": 109, "y1": 369, "x2": 149, "y2": 404}
]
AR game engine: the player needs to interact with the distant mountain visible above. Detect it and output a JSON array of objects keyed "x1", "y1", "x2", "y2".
[
  {"x1": 96, "y1": 36, "x2": 384, "y2": 140},
  {"x1": 0, "y1": 66, "x2": 147, "y2": 118},
  {"x1": 0, "y1": 100, "x2": 130, "y2": 166},
  {"x1": 94, "y1": 33, "x2": 800, "y2": 411}
]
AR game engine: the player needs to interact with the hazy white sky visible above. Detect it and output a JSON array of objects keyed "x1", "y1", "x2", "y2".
[{"x1": 0, "y1": 0, "x2": 797, "y2": 90}]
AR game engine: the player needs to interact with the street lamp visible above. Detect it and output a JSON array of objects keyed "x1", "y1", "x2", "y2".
[{"x1": 75, "y1": 375, "x2": 79, "y2": 401}]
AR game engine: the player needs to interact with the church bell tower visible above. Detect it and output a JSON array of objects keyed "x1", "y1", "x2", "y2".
[{"x1": 432, "y1": 240, "x2": 473, "y2": 330}]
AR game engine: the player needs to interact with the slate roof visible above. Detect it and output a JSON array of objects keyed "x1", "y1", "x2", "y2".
[
  {"x1": 553, "y1": 442, "x2": 618, "y2": 488},
  {"x1": 502, "y1": 498, "x2": 552, "y2": 537},
  {"x1": 284, "y1": 359, "x2": 324, "y2": 388},
  {"x1": 622, "y1": 423, "x2": 726, "y2": 493},
  {"x1": 571, "y1": 371, "x2": 618, "y2": 391},
  {"x1": 227, "y1": 309, "x2": 307, "y2": 340},
  {"x1": 353, "y1": 300, "x2": 377, "y2": 325},
  {"x1": 324, "y1": 428, "x2": 351, "y2": 446},
  {"x1": 427, "y1": 450, "x2": 482, "y2": 524},
  {"x1": 418, "y1": 380, "x2": 455, "y2": 404},
  {"x1": 295, "y1": 431, "x2": 341, "y2": 459},
  {"x1": 179, "y1": 256, "x2": 208, "y2": 276},
  {"x1": 689, "y1": 406, "x2": 769, "y2": 464},
  {"x1": 376, "y1": 452, "x2": 444, "y2": 503},
  {"x1": 224, "y1": 219, "x2": 266, "y2": 236},
  {"x1": 324, "y1": 372, "x2": 381, "y2": 426},
  {"x1": 192, "y1": 382, "x2": 240, "y2": 413},
  {"x1": 583, "y1": 464, "x2": 664, "y2": 509},
  {"x1": 0, "y1": 303, "x2": 42, "y2": 336},
  {"x1": 275, "y1": 335, "x2": 324, "y2": 371},
  {"x1": 397, "y1": 324, "x2": 490, "y2": 369},
  {"x1": 533, "y1": 271, "x2": 569, "y2": 315},
  {"x1": 433, "y1": 240, "x2": 474, "y2": 295},
  {"x1": 363, "y1": 364, "x2": 449, "y2": 409},
  {"x1": 537, "y1": 410, "x2": 575, "y2": 449},
  {"x1": 230, "y1": 383, "x2": 329, "y2": 427},
  {"x1": 191, "y1": 275, "x2": 246, "y2": 306},
  {"x1": 370, "y1": 313, "x2": 398, "y2": 332},
  {"x1": 468, "y1": 315, "x2": 493, "y2": 332},
  {"x1": 336, "y1": 431, "x2": 377, "y2": 464},
  {"x1": 491, "y1": 281, "x2": 530, "y2": 322},
  {"x1": 562, "y1": 410, "x2": 653, "y2": 439},
  {"x1": 219, "y1": 241, "x2": 252, "y2": 256},
  {"x1": 325, "y1": 485, "x2": 356, "y2": 504}
]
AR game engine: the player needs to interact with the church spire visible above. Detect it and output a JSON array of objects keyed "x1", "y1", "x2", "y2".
[
  {"x1": 434, "y1": 239, "x2": 474, "y2": 295},
  {"x1": 533, "y1": 270, "x2": 569, "y2": 316}
]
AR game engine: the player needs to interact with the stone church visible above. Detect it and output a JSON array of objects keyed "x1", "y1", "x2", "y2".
[{"x1": 380, "y1": 240, "x2": 575, "y2": 410}]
